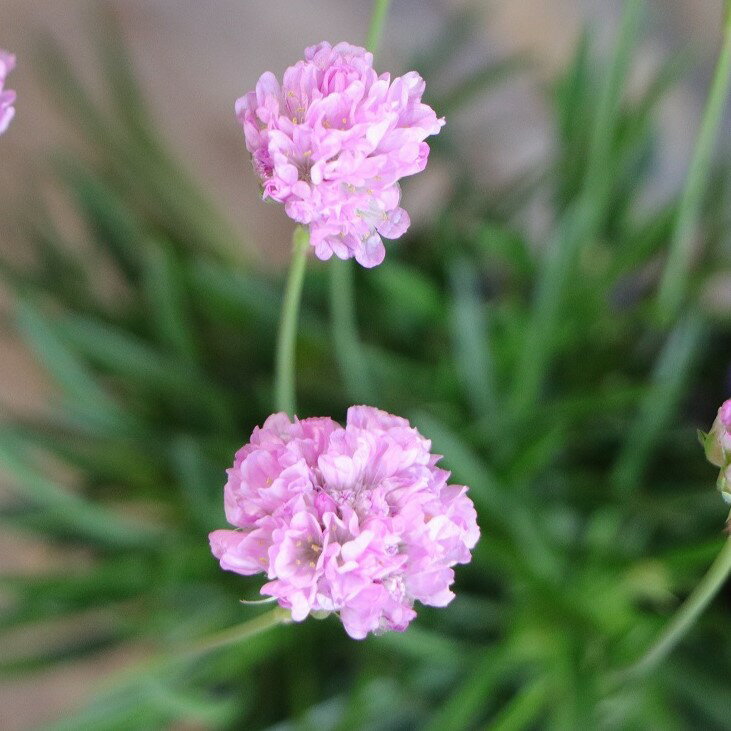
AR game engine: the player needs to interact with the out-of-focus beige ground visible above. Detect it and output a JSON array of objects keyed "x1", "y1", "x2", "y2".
[{"x1": 0, "y1": 1, "x2": 726, "y2": 728}]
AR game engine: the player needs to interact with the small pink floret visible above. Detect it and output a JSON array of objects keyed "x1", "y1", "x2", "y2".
[
  {"x1": 0, "y1": 50, "x2": 16, "y2": 136},
  {"x1": 210, "y1": 406, "x2": 479, "y2": 639},
  {"x1": 235, "y1": 42, "x2": 444, "y2": 267},
  {"x1": 718, "y1": 399, "x2": 731, "y2": 432}
]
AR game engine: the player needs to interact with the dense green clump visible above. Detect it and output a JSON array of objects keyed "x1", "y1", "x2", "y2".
[{"x1": 1, "y1": 6, "x2": 730, "y2": 729}]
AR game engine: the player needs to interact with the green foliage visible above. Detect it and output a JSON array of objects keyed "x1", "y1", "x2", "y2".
[{"x1": 1, "y1": 6, "x2": 730, "y2": 729}]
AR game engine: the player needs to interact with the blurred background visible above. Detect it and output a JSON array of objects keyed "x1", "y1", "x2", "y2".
[
  {"x1": 1, "y1": 1, "x2": 730, "y2": 729},
  {"x1": 1, "y1": 0, "x2": 729, "y2": 415}
]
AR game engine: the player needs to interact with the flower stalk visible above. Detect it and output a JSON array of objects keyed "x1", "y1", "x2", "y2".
[
  {"x1": 329, "y1": 260, "x2": 375, "y2": 402},
  {"x1": 274, "y1": 225, "x2": 309, "y2": 416},
  {"x1": 327, "y1": 0, "x2": 392, "y2": 402},
  {"x1": 366, "y1": 0, "x2": 392, "y2": 56},
  {"x1": 611, "y1": 401, "x2": 731, "y2": 686},
  {"x1": 185, "y1": 606, "x2": 292, "y2": 657},
  {"x1": 95, "y1": 607, "x2": 292, "y2": 694},
  {"x1": 622, "y1": 534, "x2": 731, "y2": 680}
]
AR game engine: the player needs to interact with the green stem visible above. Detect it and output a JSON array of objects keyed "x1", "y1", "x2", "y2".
[
  {"x1": 366, "y1": 0, "x2": 392, "y2": 56},
  {"x1": 327, "y1": 0, "x2": 391, "y2": 404},
  {"x1": 184, "y1": 606, "x2": 291, "y2": 658},
  {"x1": 275, "y1": 226, "x2": 309, "y2": 416},
  {"x1": 623, "y1": 534, "x2": 731, "y2": 680},
  {"x1": 92, "y1": 607, "x2": 291, "y2": 696},
  {"x1": 656, "y1": 5, "x2": 731, "y2": 323}
]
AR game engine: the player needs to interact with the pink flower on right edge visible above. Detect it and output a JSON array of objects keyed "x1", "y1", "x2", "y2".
[
  {"x1": 236, "y1": 42, "x2": 444, "y2": 267},
  {"x1": 701, "y1": 398, "x2": 731, "y2": 504},
  {"x1": 210, "y1": 406, "x2": 479, "y2": 639},
  {"x1": 0, "y1": 50, "x2": 16, "y2": 135}
]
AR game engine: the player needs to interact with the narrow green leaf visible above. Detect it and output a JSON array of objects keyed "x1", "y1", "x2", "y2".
[
  {"x1": 370, "y1": 260, "x2": 442, "y2": 324},
  {"x1": 6, "y1": 422, "x2": 160, "y2": 488},
  {"x1": 94, "y1": 5, "x2": 156, "y2": 144},
  {"x1": 34, "y1": 34, "x2": 108, "y2": 143},
  {"x1": 449, "y1": 258, "x2": 498, "y2": 417},
  {"x1": 169, "y1": 435, "x2": 222, "y2": 529},
  {"x1": 477, "y1": 223, "x2": 534, "y2": 280},
  {"x1": 56, "y1": 159, "x2": 144, "y2": 278},
  {"x1": 55, "y1": 314, "x2": 232, "y2": 427},
  {"x1": 372, "y1": 626, "x2": 470, "y2": 664},
  {"x1": 612, "y1": 313, "x2": 704, "y2": 494},
  {"x1": 142, "y1": 239, "x2": 198, "y2": 362},
  {"x1": 489, "y1": 677, "x2": 550, "y2": 731},
  {"x1": 14, "y1": 300, "x2": 129, "y2": 432},
  {"x1": 657, "y1": 7, "x2": 731, "y2": 320},
  {"x1": 436, "y1": 56, "x2": 526, "y2": 115},
  {"x1": 425, "y1": 648, "x2": 513, "y2": 731},
  {"x1": 145, "y1": 678, "x2": 241, "y2": 726},
  {"x1": 0, "y1": 429, "x2": 158, "y2": 547},
  {"x1": 190, "y1": 259, "x2": 281, "y2": 325},
  {"x1": 512, "y1": 0, "x2": 643, "y2": 415}
]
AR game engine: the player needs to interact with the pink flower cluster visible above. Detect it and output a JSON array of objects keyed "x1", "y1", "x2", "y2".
[
  {"x1": 0, "y1": 50, "x2": 16, "y2": 135},
  {"x1": 210, "y1": 406, "x2": 479, "y2": 639},
  {"x1": 236, "y1": 42, "x2": 444, "y2": 267}
]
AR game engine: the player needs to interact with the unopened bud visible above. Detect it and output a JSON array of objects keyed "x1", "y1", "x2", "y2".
[{"x1": 702, "y1": 399, "x2": 731, "y2": 504}]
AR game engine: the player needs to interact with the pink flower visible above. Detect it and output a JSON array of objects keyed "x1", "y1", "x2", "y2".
[
  {"x1": 210, "y1": 406, "x2": 479, "y2": 639},
  {"x1": 701, "y1": 399, "x2": 731, "y2": 503},
  {"x1": 236, "y1": 42, "x2": 444, "y2": 267},
  {"x1": 0, "y1": 50, "x2": 16, "y2": 135}
]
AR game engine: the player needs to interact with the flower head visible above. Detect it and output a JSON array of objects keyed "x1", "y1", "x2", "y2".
[
  {"x1": 701, "y1": 398, "x2": 731, "y2": 503},
  {"x1": 236, "y1": 42, "x2": 444, "y2": 267},
  {"x1": 0, "y1": 50, "x2": 16, "y2": 135},
  {"x1": 210, "y1": 406, "x2": 479, "y2": 639}
]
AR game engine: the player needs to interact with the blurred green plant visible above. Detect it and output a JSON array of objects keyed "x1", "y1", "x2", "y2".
[{"x1": 1, "y1": 3, "x2": 731, "y2": 730}]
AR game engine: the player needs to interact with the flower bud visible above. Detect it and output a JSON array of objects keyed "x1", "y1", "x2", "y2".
[{"x1": 701, "y1": 399, "x2": 731, "y2": 503}]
